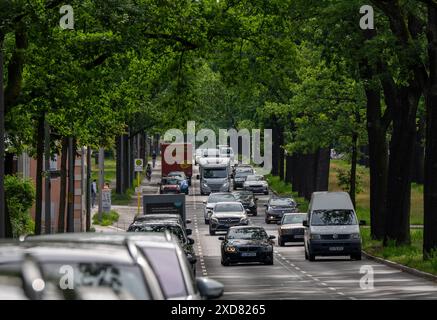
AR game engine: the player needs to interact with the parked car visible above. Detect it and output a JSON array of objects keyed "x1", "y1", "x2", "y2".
[
  {"x1": 233, "y1": 167, "x2": 254, "y2": 189},
  {"x1": 277, "y1": 213, "x2": 307, "y2": 246},
  {"x1": 127, "y1": 220, "x2": 197, "y2": 274},
  {"x1": 265, "y1": 197, "x2": 298, "y2": 224},
  {"x1": 0, "y1": 240, "x2": 165, "y2": 300},
  {"x1": 219, "y1": 226, "x2": 275, "y2": 266},
  {"x1": 25, "y1": 233, "x2": 224, "y2": 300},
  {"x1": 233, "y1": 190, "x2": 258, "y2": 216},
  {"x1": 159, "y1": 177, "x2": 181, "y2": 194},
  {"x1": 303, "y1": 192, "x2": 365, "y2": 261},
  {"x1": 243, "y1": 175, "x2": 269, "y2": 194},
  {"x1": 209, "y1": 202, "x2": 249, "y2": 235},
  {"x1": 203, "y1": 192, "x2": 238, "y2": 224}
]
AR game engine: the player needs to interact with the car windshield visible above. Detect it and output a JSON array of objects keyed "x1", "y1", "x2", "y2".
[
  {"x1": 220, "y1": 148, "x2": 233, "y2": 155},
  {"x1": 168, "y1": 172, "x2": 184, "y2": 178},
  {"x1": 214, "y1": 203, "x2": 243, "y2": 212},
  {"x1": 162, "y1": 178, "x2": 180, "y2": 185},
  {"x1": 270, "y1": 199, "x2": 295, "y2": 207},
  {"x1": 246, "y1": 175, "x2": 263, "y2": 181},
  {"x1": 142, "y1": 247, "x2": 187, "y2": 298},
  {"x1": 41, "y1": 263, "x2": 150, "y2": 300},
  {"x1": 227, "y1": 228, "x2": 268, "y2": 240},
  {"x1": 196, "y1": 150, "x2": 203, "y2": 156},
  {"x1": 282, "y1": 214, "x2": 306, "y2": 224},
  {"x1": 203, "y1": 149, "x2": 220, "y2": 157},
  {"x1": 208, "y1": 194, "x2": 236, "y2": 203},
  {"x1": 203, "y1": 168, "x2": 227, "y2": 178},
  {"x1": 310, "y1": 210, "x2": 357, "y2": 226},
  {"x1": 129, "y1": 224, "x2": 186, "y2": 243},
  {"x1": 235, "y1": 171, "x2": 253, "y2": 177},
  {"x1": 233, "y1": 192, "x2": 253, "y2": 200}
]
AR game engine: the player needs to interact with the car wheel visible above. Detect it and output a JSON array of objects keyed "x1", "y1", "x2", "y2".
[
  {"x1": 205, "y1": 219, "x2": 209, "y2": 224},
  {"x1": 265, "y1": 219, "x2": 270, "y2": 224},
  {"x1": 304, "y1": 249, "x2": 309, "y2": 260},
  {"x1": 209, "y1": 228, "x2": 216, "y2": 236},
  {"x1": 252, "y1": 212, "x2": 257, "y2": 216},
  {"x1": 221, "y1": 258, "x2": 230, "y2": 266},
  {"x1": 264, "y1": 191, "x2": 269, "y2": 195},
  {"x1": 308, "y1": 253, "x2": 316, "y2": 262},
  {"x1": 264, "y1": 256, "x2": 274, "y2": 265},
  {"x1": 351, "y1": 253, "x2": 362, "y2": 261},
  {"x1": 278, "y1": 237, "x2": 285, "y2": 247}
]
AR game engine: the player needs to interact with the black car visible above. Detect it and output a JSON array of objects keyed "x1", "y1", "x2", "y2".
[
  {"x1": 127, "y1": 221, "x2": 197, "y2": 274},
  {"x1": 219, "y1": 226, "x2": 275, "y2": 266},
  {"x1": 232, "y1": 168, "x2": 254, "y2": 189},
  {"x1": 265, "y1": 197, "x2": 298, "y2": 224},
  {"x1": 232, "y1": 191, "x2": 258, "y2": 216}
]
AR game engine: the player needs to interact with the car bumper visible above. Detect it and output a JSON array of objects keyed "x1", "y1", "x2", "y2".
[
  {"x1": 210, "y1": 221, "x2": 247, "y2": 231},
  {"x1": 201, "y1": 185, "x2": 229, "y2": 194},
  {"x1": 280, "y1": 234, "x2": 305, "y2": 242},
  {"x1": 244, "y1": 186, "x2": 268, "y2": 193},
  {"x1": 308, "y1": 240, "x2": 362, "y2": 256},
  {"x1": 233, "y1": 181, "x2": 245, "y2": 188},
  {"x1": 222, "y1": 251, "x2": 273, "y2": 263},
  {"x1": 266, "y1": 214, "x2": 282, "y2": 222}
]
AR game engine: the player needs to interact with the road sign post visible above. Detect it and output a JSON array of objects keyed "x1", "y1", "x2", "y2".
[{"x1": 134, "y1": 159, "x2": 143, "y2": 216}]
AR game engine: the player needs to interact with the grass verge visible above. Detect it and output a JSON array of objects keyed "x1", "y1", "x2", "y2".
[
  {"x1": 361, "y1": 228, "x2": 437, "y2": 276},
  {"x1": 92, "y1": 210, "x2": 120, "y2": 226}
]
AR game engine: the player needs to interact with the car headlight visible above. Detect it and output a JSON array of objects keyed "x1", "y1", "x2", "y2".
[
  {"x1": 225, "y1": 246, "x2": 236, "y2": 253},
  {"x1": 223, "y1": 182, "x2": 229, "y2": 187},
  {"x1": 202, "y1": 183, "x2": 208, "y2": 188},
  {"x1": 310, "y1": 234, "x2": 321, "y2": 240},
  {"x1": 351, "y1": 233, "x2": 361, "y2": 240},
  {"x1": 240, "y1": 217, "x2": 249, "y2": 224},
  {"x1": 249, "y1": 200, "x2": 255, "y2": 207},
  {"x1": 263, "y1": 245, "x2": 273, "y2": 252},
  {"x1": 210, "y1": 217, "x2": 218, "y2": 223}
]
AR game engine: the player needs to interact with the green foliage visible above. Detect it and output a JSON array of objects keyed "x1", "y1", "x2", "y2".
[
  {"x1": 92, "y1": 210, "x2": 119, "y2": 226},
  {"x1": 335, "y1": 168, "x2": 363, "y2": 194},
  {"x1": 4, "y1": 175, "x2": 36, "y2": 237},
  {"x1": 265, "y1": 175, "x2": 309, "y2": 212}
]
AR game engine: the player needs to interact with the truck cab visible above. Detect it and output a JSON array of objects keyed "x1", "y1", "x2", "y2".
[{"x1": 198, "y1": 160, "x2": 231, "y2": 195}]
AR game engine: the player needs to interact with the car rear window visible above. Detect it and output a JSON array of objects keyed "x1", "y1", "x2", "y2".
[
  {"x1": 142, "y1": 247, "x2": 187, "y2": 298},
  {"x1": 214, "y1": 203, "x2": 243, "y2": 212},
  {"x1": 208, "y1": 194, "x2": 236, "y2": 203}
]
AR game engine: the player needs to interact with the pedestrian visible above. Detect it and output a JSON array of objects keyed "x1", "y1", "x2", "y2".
[
  {"x1": 152, "y1": 150, "x2": 157, "y2": 168},
  {"x1": 91, "y1": 179, "x2": 97, "y2": 208},
  {"x1": 146, "y1": 163, "x2": 152, "y2": 181}
]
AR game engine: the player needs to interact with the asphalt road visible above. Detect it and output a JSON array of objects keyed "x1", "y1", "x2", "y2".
[{"x1": 184, "y1": 166, "x2": 437, "y2": 300}]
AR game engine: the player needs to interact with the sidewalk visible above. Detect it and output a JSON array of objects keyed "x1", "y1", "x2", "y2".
[{"x1": 91, "y1": 160, "x2": 161, "y2": 232}]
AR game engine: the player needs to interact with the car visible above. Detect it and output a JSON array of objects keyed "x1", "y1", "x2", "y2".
[
  {"x1": 303, "y1": 192, "x2": 365, "y2": 261},
  {"x1": 134, "y1": 214, "x2": 192, "y2": 228},
  {"x1": 265, "y1": 197, "x2": 298, "y2": 224},
  {"x1": 277, "y1": 213, "x2": 307, "y2": 246},
  {"x1": 233, "y1": 167, "x2": 254, "y2": 189},
  {"x1": 209, "y1": 202, "x2": 250, "y2": 235},
  {"x1": 219, "y1": 226, "x2": 275, "y2": 266},
  {"x1": 203, "y1": 192, "x2": 238, "y2": 224},
  {"x1": 0, "y1": 240, "x2": 165, "y2": 300},
  {"x1": 243, "y1": 175, "x2": 269, "y2": 194},
  {"x1": 167, "y1": 171, "x2": 191, "y2": 187},
  {"x1": 127, "y1": 220, "x2": 197, "y2": 274},
  {"x1": 25, "y1": 232, "x2": 224, "y2": 300},
  {"x1": 232, "y1": 190, "x2": 258, "y2": 216},
  {"x1": 159, "y1": 177, "x2": 182, "y2": 194}
]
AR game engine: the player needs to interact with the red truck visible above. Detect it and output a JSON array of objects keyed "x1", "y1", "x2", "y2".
[{"x1": 161, "y1": 143, "x2": 193, "y2": 184}]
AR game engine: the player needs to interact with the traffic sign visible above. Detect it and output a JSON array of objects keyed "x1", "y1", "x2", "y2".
[{"x1": 134, "y1": 158, "x2": 143, "y2": 172}]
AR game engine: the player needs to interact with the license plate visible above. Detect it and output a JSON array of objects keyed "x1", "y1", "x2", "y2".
[
  {"x1": 241, "y1": 252, "x2": 257, "y2": 257},
  {"x1": 294, "y1": 235, "x2": 304, "y2": 239},
  {"x1": 329, "y1": 246, "x2": 344, "y2": 251}
]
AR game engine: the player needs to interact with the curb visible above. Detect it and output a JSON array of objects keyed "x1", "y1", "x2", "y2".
[{"x1": 362, "y1": 250, "x2": 437, "y2": 283}]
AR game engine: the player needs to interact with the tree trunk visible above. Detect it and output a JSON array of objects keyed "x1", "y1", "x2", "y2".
[
  {"x1": 424, "y1": 5, "x2": 437, "y2": 258},
  {"x1": 285, "y1": 155, "x2": 293, "y2": 184},
  {"x1": 66, "y1": 138, "x2": 76, "y2": 233},
  {"x1": 57, "y1": 137, "x2": 68, "y2": 233},
  {"x1": 412, "y1": 115, "x2": 425, "y2": 184},
  {"x1": 278, "y1": 130, "x2": 285, "y2": 181},
  {"x1": 116, "y1": 136, "x2": 122, "y2": 194},
  {"x1": 34, "y1": 113, "x2": 45, "y2": 235},
  {"x1": 385, "y1": 88, "x2": 420, "y2": 245},
  {"x1": 349, "y1": 133, "x2": 358, "y2": 208},
  {"x1": 86, "y1": 146, "x2": 91, "y2": 232},
  {"x1": 314, "y1": 148, "x2": 330, "y2": 192}
]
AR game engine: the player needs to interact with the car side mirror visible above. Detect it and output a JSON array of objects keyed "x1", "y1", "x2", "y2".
[
  {"x1": 157, "y1": 182, "x2": 161, "y2": 186},
  {"x1": 302, "y1": 220, "x2": 309, "y2": 227},
  {"x1": 188, "y1": 237, "x2": 195, "y2": 245},
  {"x1": 218, "y1": 236, "x2": 225, "y2": 241},
  {"x1": 268, "y1": 235, "x2": 276, "y2": 240},
  {"x1": 277, "y1": 221, "x2": 281, "y2": 225},
  {"x1": 264, "y1": 204, "x2": 268, "y2": 208},
  {"x1": 202, "y1": 200, "x2": 207, "y2": 205},
  {"x1": 186, "y1": 219, "x2": 192, "y2": 224},
  {"x1": 359, "y1": 220, "x2": 367, "y2": 226},
  {"x1": 186, "y1": 229, "x2": 192, "y2": 236},
  {"x1": 196, "y1": 278, "x2": 224, "y2": 299}
]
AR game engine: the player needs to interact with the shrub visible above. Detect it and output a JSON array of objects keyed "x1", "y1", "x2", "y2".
[
  {"x1": 4, "y1": 175, "x2": 36, "y2": 237},
  {"x1": 335, "y1": 168, "x2": 363, "y2": 194},
  {"x1": 92, "y1": 210, "x2": 119, "y2": 226}
]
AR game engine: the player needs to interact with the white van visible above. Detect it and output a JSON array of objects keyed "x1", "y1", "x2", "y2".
[{"x1": 303, "y1": 192, "x2": 365, "y2": 261}]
